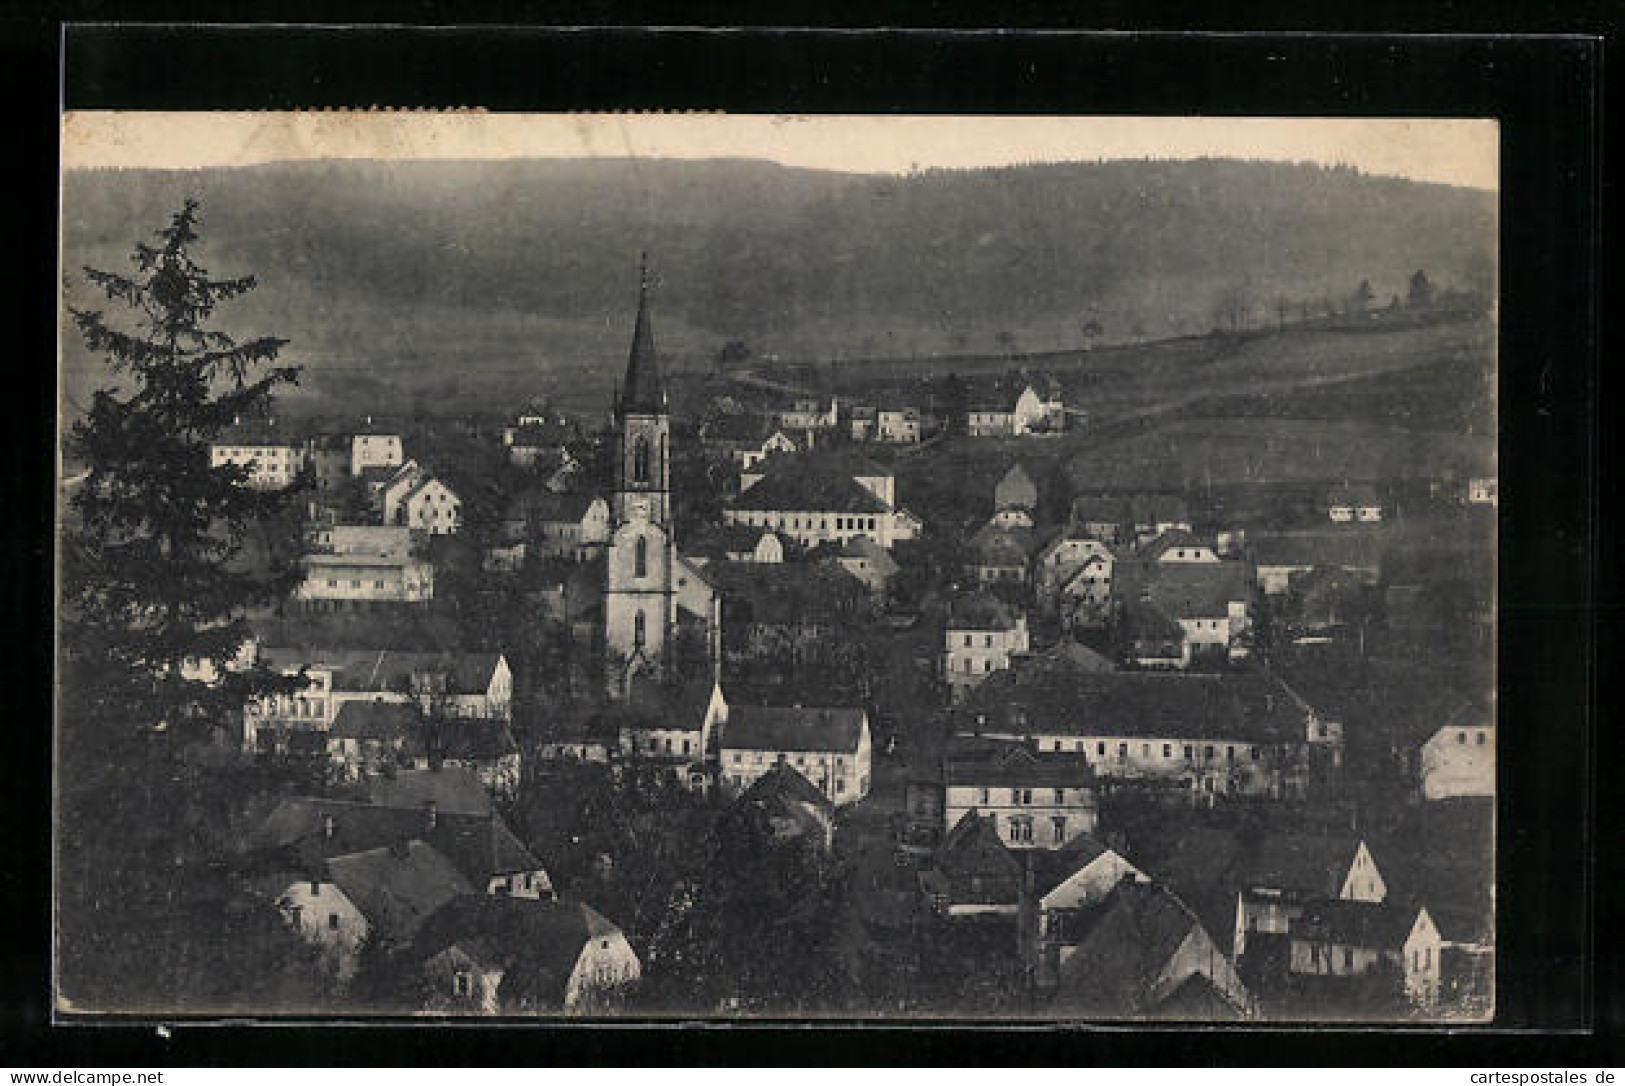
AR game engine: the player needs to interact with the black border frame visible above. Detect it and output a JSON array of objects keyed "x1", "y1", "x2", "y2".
[{"x1": 5, "y1": 18, "x2": 1610, "y2": 1066}]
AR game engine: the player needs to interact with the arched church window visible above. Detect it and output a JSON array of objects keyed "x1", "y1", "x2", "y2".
[
  {"x1": 633, "y1": 437, "x2": 650, "y2": 484},
  {"x1": 634, "y1": 610, "x2": 646, "y2": 648},
  {"x1": 635, "y1": 536, "x2": 648, "y2": 578}
]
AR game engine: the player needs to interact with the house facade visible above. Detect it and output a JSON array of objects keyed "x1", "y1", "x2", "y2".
[
  {"x1": 944, "y1": 596, "x2": 1031, "y2": 701},
  {"x1": 351, "y1": 426, "x2": 405, "y2": 477},
  {"x1": 1419, "y1": 717, "x2": 1495, "y2": 800},
  {"x1": 718, "y1": 704, "x2": 872, "y2": 806},
  {"x1": 210, "y1": 422, "x2": 305, "y2": 490},
  {"x1": 942, "y1": 738, "x2": 1098, "y2": 850}
]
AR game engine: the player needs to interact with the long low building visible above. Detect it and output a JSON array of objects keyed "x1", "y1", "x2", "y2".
[{"x1": 953, "y1": 658, "x2": 1341, "y2": 799}]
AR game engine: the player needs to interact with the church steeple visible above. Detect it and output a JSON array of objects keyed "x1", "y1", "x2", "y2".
[{"x1": 618, "y1": 252, "x2": 666, "y2": 417}]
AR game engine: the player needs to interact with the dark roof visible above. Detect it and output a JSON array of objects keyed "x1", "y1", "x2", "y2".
[
  {"x1": 1116, "y1": 560, "x2": 1254, "y2": 619},
  {"x1": 1051, "y1": 879, "x2": 1240, "y2": 1018},
  {"x1": 721, "y1": 705, "x2": 868, "y2": 754},
  {"x1": 1151, "y1": 972, "x2": 1246, "y2": 1021},
  {"x1": 1327, "y1": 482, "x2": 1382, "y2": 506},
  {"x1": 508, "y1": 490, "x2": 602, "y2": 526},
  {"x1": 731, "y1": 467, "x2": 890, "y2": 514},
  {"x1": 435, "y1": 718, "x2": 520, "y2": 763},
  {"x1": 1239, "y1": 832, "x2": 1363, "y2": 897},
  {"x1": 412, "y1": 894, "x2": 621, "y2": 1005},
  {"x1": 945, "y1": 591, "x2": 1021, "y2": 632},
  {"x1": 258, "y1": 647, "x2": 504, "y2": 696},
  {"x1": 1032, "y1": 833, "x2": 1119, "y2": 897},
  {"x1": 943, "y1": 737, "x2": 1094, "y2": 789},
  {"x1": 955, "y1": 665, "x2": 1309, "y2": 745},
  {"x1": 617, "y1": 264, "x2": 666, "y2": 416},
  {"x1": 330, "y1": 700, "x2": 423, "y2": 741},
  {"x1": 248, "y1": 798, "x2": 543, "y2": 885},
  {"x1": 740, "y1": 760, "x2": 835, "y2": 811},
  {"x1": 1140, "y1": 529, "x2": 1206, "y2": 561},
  {"x1": 1121, "y1": 598, "x2": 1185, "y2": 643},
  {"x1": 1290, "y1": 898, "x2": 1417, "y2": 951},
  {"x1": 708, "y1": 561, "x2": 868, "y2": 625},
  {"x1": 214, "y1": 420, "x2": 297, "y2": 446},
  {"x1": 933, "y1": 810, "x2": 1022, "y2": 884},
  {"x1": 325, "y1": 840, "x2": 475, "y2": 943},
  {"x1": 368, "y1": 766, "x2": 494, "y2": 815}
]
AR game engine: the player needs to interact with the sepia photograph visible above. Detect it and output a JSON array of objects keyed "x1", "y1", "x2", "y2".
[{"x1": 56, "y1": 111, "x2": 1498, "y2": 1022}]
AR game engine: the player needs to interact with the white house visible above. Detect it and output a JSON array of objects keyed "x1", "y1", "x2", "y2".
[
  {"x1": 400, "y1": 477, "x2": 462, "y2": 535},
  {"x1": 416, "y1": 896, "x2": 641, "y2": 1014},
  {"x1": 941, "y1": 738, "x2": 1098, "y2": 850},
  {"x1": 271, "y1": 875, "x2": 371, "y2": 981},
  {"x1": 210, "y1": 420, "x2": 305, "y2": 490},
  {"x1": 1418, "y1": 711, "x2": 1495, "y2": 800},
  {"x1": 956, "y1": 663, "x2": 1341, "y2": 802},
  {"x1": 727, "y1": 454, "x2": 916, "y2": 549},
  {"x1": 1232, "y1": 834, "x2": 1388, "y2": 958},
  {"x1": 1467, "y1": 476, "x2": 1498, "y2": 506},
  {"x1": 968, "y1": 381, "x2": 1065, "y2": 437},
  {"x1": 719, "y1": 703, "x2": 872, "y2": 806},
  {"x1": 380, "y1": 460, "x2": 424, "y2": 524},
  {"x1": 1287, "y1": 898, "x2": 1418, "y2": 980},
  {"x1": 944, "y1": 595, "x2": 1031, "y2": 701},
  {"x1": 351, "y1": 423, "x2": 405, "y2": 477},
  {"x1": 1327, "y1": 483, "x2": 1383, "y2": 523},
  {"x1": 1141, "y1": 529, "x2": 1220, "y2": 563},
  {"x1": 777, "y1": 397, "x2": 838, "y2": 433},
  {"x1": 739, "y1": 429, "x2": 799, "y2": 471},
  {"x1": 876, "y1": 405, "x2": 922, "y2": 444}
]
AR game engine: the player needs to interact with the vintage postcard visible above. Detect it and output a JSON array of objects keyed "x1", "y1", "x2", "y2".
[{"x1": 56, "y1": 112, "x2": 1496, "y2": 1020}]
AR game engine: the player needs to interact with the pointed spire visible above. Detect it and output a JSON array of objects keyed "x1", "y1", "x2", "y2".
[{"x1": 619, "y1": 252, "x2": 666, "y2": 416}]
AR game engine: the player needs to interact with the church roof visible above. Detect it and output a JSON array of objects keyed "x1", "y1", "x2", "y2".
[{"x1": 618, "y1": 258, "x2": 666, "y2": 416}]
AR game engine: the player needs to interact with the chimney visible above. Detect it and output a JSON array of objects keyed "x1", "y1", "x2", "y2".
[
  {"x1": 424, "y1": 800, "x2": 438, "y2": 832},
  {"x1": 322, "y1": 813, "x2": 335, "y2": 840}
]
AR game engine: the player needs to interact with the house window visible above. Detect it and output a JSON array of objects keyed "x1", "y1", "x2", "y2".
[
  {"x1": 835, "y1": 778, "x2": 846, "y2": 794},
  {"x1": 1204, "y1": 745, "x2": 1215, "y2": 759},
  {"x1": 1097, "y1": 742, "x2": 1105, "y2": 756},
  {"x1": 979, "y1": 787, "x2": 989, "y2": 805},
  {"x1": 984, "y1": 635, "x2": 993, "y2": 648},
  {"x1": 1477, "y1": 731, "x2": 1487, "y2": 746},
  {"x1": 1343, "y1": 948, "x2": 1355, "y2": 970},
  {"x1": 328, "y1": 913, "x2": 340, "y2": 931},
  {"x1": 1142, "y1": 743, "x2": 1151, "y2": 757},
  {"x1": 1053, "y1": 788, "x2": 1065, "y2": 804},
  {"x1": 1458, "y1": 731, "x2": 1467, "y2": 744},
  {"x1": 634, "y1": 610, "x2": 646, "y2": 648},
  {"x1": 1227, "y1": 746, "x2": 1236, "y2": 762},
  {"x1": 1117, "y1": 743, "x2": 1127, "y2": 760},
  {"x1": 454, "y1": 972, "x2": 473, "y2": 998},
  {"x1": 1163, "y1": 744, "x2": 1172, "y2": 758},
  {"x1": 964, "y1": 635, "x2": 972, "y2": 647},
  {"x1": 683, "y1": 739, "x2": 692, "y2": 755},
  {"x1": 1051, "y1": 817, "x2": 1067, "y2": 843},
  {"x1": 1008, "y1": 819, "x2": 1033, "y2": 843},
  {"x1": 983, "y1": 659, "x2": 992, "y2": 673}
]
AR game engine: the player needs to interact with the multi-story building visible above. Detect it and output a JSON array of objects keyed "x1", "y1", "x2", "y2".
[
  {"x1": 944, "y1": 594, "x2": 1030, "y2": 701},
  {"x1": 210, "y1": 419, "x2": 306, "y2": 490},
  {"x1": 351, "y1": 420, "x2": 405, "y2": 477},
  {"x1": 941, "y1": 736, "x2": 1098, "y2": 850},
  {"x1": 718, "y1": 703, "x2": 872, "y2": 807},
  {"x1": 726, "y1": 453, "x2": 920, "y2": 550}
]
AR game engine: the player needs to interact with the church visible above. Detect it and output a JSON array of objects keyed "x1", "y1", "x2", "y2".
[{"x1": 601, "y1": 258, "x2": 720, "y2": 698}]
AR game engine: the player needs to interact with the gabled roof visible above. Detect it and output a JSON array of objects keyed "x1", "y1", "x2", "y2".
[
  {"x1": 730, "y1": 467, "x2": 890, "y2": 514},
  {"x1": 969, "y1": 525, "x2": 1035, "y2": 567},
  {"x1": 507, "y1": 490, "x2": 603, "y2": 526},
  {"x1": 434, "y1": 718, "x2": 520, "y2": 763},
  {"x1": 1239, "y1": 832, "x2": 1363, "y2": 897},
  {"x1": 708, "y1": 560, "x2": 868, "y2": 625},
  {"x1": 1050, "y1": 879, "x2": 1239, "y2": 1018},
  {"x1": 1121, "y1": 598, "x2": 1185, "y2": 644},
  {"x1": 1140, "y1": 529, "x2": 1206, "y2": 561},
  {"x1": 214, "y1": 419, "x2": 298, "y2": 447},
  {"x1": 943, "y1": 737, "x2": 1094, "y2": 789},
  {"x1": 956, "y1": 664, "x2": 1309, "y2": 745},
  {"x1": 1116, "y1": 560, "x2": 1254, "y2": 619},
  {"x1": 1033, "y1": 832, "x2": 1120, "y2": 898},
  {"x1": 247, "y1": 798, "x2": 543, "y2": 885},
  {"x1": 330, "y1": 700, "x2": 423, "y2": 741},
  {"x1": 325, "y1": 840, "x2": 474, "y2": 943},
  {"x1": 740, "y1": 760, "x2": 835, "y2": 812},
  {"x1": 368, "y1": 766, "x2": 494, "y2": 815},
  {"x1": 945, "y1": 591, "x2": 1021, "y2": 632},
  {"x1": 934, "y1": 810, "x2": 1022, "y2": 883},
  {"x1": 721, "y1": 705, "x2": 868, "y2": 754},
  {"x1": 258, "y1": 647, "x2": 505, "y2": 696},
  {"x1": 1290, "y1": 898, "x2": 1417, "y2": 951},
  {"x1": 412, "y1": 895, "x2": 621, "y2": 1005}
]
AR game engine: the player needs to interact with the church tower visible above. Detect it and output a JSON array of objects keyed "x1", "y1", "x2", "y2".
[{"x1": 604, "y1": 255, "x2": 675, "y2": 695}]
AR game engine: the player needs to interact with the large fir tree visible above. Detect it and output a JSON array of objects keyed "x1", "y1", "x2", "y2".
[{"x1": 62, "y1": 198, "x2": 303, "y2": 734}]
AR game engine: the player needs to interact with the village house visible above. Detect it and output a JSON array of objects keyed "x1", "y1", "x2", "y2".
[
  {"x1": 416, "y1": 717, "x2": 524, "y2": 798},
  {"x1": 1400, "y1": 904, "x2": 1493, "y2": 1012},
  {"x1": 994, "y1": 463, "x2": 1039, "y2": 513},
  {"x1": 1249, "y1": 531, "x2": 1382, "y2": 596},
  {"x1": 776, "y1": 396, "x2": 839, "y2": 434},
  {"x1": 1033, "y1": 834, "x2": 1148, "y2": 968},
  {"x1": 351, "y1": 419, "x2": 405, "y2": 477},
  {"x1": 255, "y1": 870, "x2": 371, "y2": 981},
  {"x1": 726, "y1": 453, "x2": 920, "y2": 549},
  {"x1": 1067, "y1": 495, "x2": 1131, "y2": 544},
  {"x1": 326, "y1": 700, "x2": 423, "y2": 780},
  {"x1": 369, "y1": 765, "x2": 496, "y2": 815},
  {"x1": 325, "y1": 839, "x2": 475, "y2": 953},
  {"x1": 243, "y1": 646, "x2": 513, "y2": 753},
  {"x1": 397, "y1": 476, "x2": 462, "y2": 535},
  {"x1": 501, "y1": 413, "x2": 579, "y2": 468},
  {"x1": 940, "y1": 736, "x2": 1099, "y2": 850},
  {"x1": 294, "y1": 524, "x2": 435, "y2": 610},
  {"x1": 1326, "y1": 482, "x2": 1384, "y2": 523},
  {"x1": 1230, "y1": 832, "x2": 1389, "y2": 960},
  {"x1": 1067, "y1": 493, "x2": 1192, "y2": 546},
  {"x1": 965, "y1": 523, "x2": 1035, "y2": 584},
  {"x1": 412, "y1": 894, "x2": 641, "y2": 1014},
  {"x1": 210, "y1": 418, "x2": 305, "y2": 490},
  {"x1": 501, "y1": 491, "x2": 612, "y2": 562},
  {"x1": 1047, "y1": 879, "x2": 1253, "y2": 1019},
  {"x1": 725, "y1": 761, "x2": 837, "y2": 850},
  {"x1": 1129, "y1": 494, "x2": 1194, "y2": 545},
  {"x1": 954, "y1": 661, "x2": 1341, "y2": 801},
  {"x1": 811, "y1": 535, "x2": 899, "y2": 597},
  {"x1": 1415, "y1": 703, "x2": 1495, "y2": 800},
  {"x1": 1114, "y1": 559, "x2": 1256, "y2": 665},
  {"x1": 1140, "y1": 528, "x2": 1220, "y2": 563},
  {"x1": 718, "y1": 702, "x2": 873, "y2": 806},
  {"x1": 303, "y1": 434, "x2": 352, "y2": 494},
  {"x1": 739, "y1": 428, "x2": 800, "y2": 471},
  {"x1": 686, "y1": 525, "x2": 798, "y2": 567},
  {"x1": 1287, "y1": 897, "x2": 1419, "y2": 984},
  {"x1": 966, "y1": 378, "x2": 1065, "y2": 437},
  {"x1": 612, "y1": 678, "x2": 726, "y2": 781},
  {"x1": 876, "y1": 402, "x2": 923, "y2": 444},
  {"x1": 245, "y1": 796, "x2": 553, "y2": 903},
  {"x1": 943, "y1": 594, "x2": 1031, "y2": 702},
  {"x1": 919, "y1": 810, "x2": 1024, "y2": 917}
]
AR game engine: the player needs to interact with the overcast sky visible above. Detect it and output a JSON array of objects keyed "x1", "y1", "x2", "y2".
[{"x1": 62, "y1": 112, "x2": 1499, "y2": 191}]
